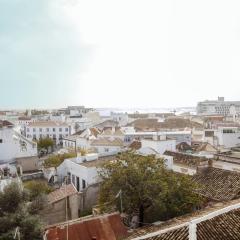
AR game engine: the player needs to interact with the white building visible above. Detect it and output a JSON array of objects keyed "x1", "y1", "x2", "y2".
[
  {"x1": 67, "y1": 106, "x2": 93, "y2": 117},
  {"x1": 91, "y1": 137, "x2": 124, "y2": 154},
  {"x1": 62, "y1": 128, "x2": 100, "y2": 150},
  {"x1": 0, "y1": 120, "x2": 37, "y2": 162},
  {"x1": 98, "y1": 127, "x2": 125, "y2": 142},
  {"x1": 26, "y1": 121, "x2": 71, "y2": 145},
  {"x1": 16, "y1": 116, "x2": 33, "y2": 129},
  {"x1": 57, "y1": 153, "x2": 116, "y2": 191},
  {"x1": 140, "y1": 135, "x2": 176, "y2": 154},
  {"x1": 215, "y1": 127, "x2": 240, "y2": 148},
  {"x1": 67, "y1": 116, "x2": 93, "y2": 131},
  {"x1": 197, "y1": 97, "x2": 240, "y2": 116},
  {"x1": 124, "y1": 130, "x2": 191, "y2": 145},
  {"x1": 110, "y1": 112, "x2": 128, "y2": 126}
]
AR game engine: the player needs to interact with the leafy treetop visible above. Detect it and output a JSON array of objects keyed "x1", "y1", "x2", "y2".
[{"x1": 98, "y1": 152, "x2": 202, "y2": 225}]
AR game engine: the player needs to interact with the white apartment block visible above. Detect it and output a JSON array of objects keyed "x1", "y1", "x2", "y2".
[
  {"x1": 197, "y1": 97, "x2": 240, "y2": 116},
  {"x1": 26, "y1": 121, "x2": 71, "y2": 145},
  {"x1": 0, "y1": 120, "x2": 37, "y2": 162}
]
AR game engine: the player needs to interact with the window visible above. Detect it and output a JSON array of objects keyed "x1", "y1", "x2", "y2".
[
  {"x1": 76, "y1": 177, "x2": 80, "y2": 191},
  {"x1": 53, "y1": 134, "x2": 56, "y2": 139},
  {"x1": 65, "y1": 128, "x2": 68, "y2": 132},
  {"x1": 46, "y1": 128, "x2": 49, "y2": 132},
  {"x1": 59, "y1": 128, "x2": 62, "y2": 132},
  {"x1": 27, "y1": 128, "x2": 30, "y2": 132},
  {"x1": 33, "y1": 134, "x2": 36, "y2": 140},
  {"x1": 53, "y1": 128, "x2": 55, "y2": 132},
  {"x1": 0, "y1": 139, "x2": 2, "y2": 143},
  {"x1": 39, "y1": 128, "x2": 42, "y2": 132},
  {"x1": 72, "y1": 174, "x2": 75, "y2": 185},
  {"x1": 104, "y1": 148, "x2": 109, "y2": 152},
  {"x1": 59, "y1": 134, "x2": 62, "y2": 139},
  {"x1": 82, "y1": 179, "x2": 86, "y2": 189},
  {"x1": 33, "y1": 128, "x2": 36, "y2": 132},
  {"x1": 67, "y1": 172, "x2": 71, "y2": 184}
]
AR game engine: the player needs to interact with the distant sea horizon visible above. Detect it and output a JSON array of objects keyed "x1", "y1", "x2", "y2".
[{"x1": 96, "y1": 107, "x2": 196, "y2": 116}]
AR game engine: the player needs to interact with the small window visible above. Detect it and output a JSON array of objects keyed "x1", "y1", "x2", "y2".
[
  {"x1": 65, "y1": 128, "x2": 68, "y2": 132},
  {"x1": 0, "y1": 139, "x2": 3, "y2": 143},
  {"x1": 72, "y1": 174, "x2": 75, "y2": 185},
  {"x1": 104, "y1": 148, "x2": 109, "y2": 152},
  {"x1": 46, "y1": 128, "x2": 49, "y2": 132},
  {"x1": 82, "y1": 179, "x2": 86, "y2": 189},
  {"x1": 33, "y1": 128, "x2": 36, "y2": 132},
  {"x1": 53, "y1": 128, "x2": 55, "y2": 132}
]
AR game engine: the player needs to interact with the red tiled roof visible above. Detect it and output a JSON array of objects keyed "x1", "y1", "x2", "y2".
[
  {"x1": 164, "y1": 151, "x2": 208, "y2": 168},
  {"x1": 197, "y1": 208, "x2": 240, "y2": 240},
  {"x1": 28, "y1": 121, "x2": 68, "y2": 127},
  {"x1": 126, "y1": 225, "x2": 189, "y2": 240},
  {"x1": 91, "y1": 137, "x2": 124, "y2": 147},
  {"x1": 48, "y1": 184, "x2": 78, "y2": 204},
  {"x1": 193, "y1": 167, "x2": 240, "y2": 201},
  {"x1": 129, "y1": 141, "x2": 142, "y2": 150},
  {"x1": 18, "y1": 116, "x2": 31, "y2": 120},
  {"x1": 46, "y1": 213, "x2": 129, "y2": 240},
  {"x1": 126, "y1": 199, "x2": 240, "y2": 240},
  {"x1": 0, "y1": 120, "x2": 14, "y2": 128}
]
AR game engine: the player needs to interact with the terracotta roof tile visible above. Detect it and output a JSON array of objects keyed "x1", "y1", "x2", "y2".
[
  {"x1": 46, "y1": 213, "x2": 128, "y2": 240},
  {"x1": 126, "y1": 200, "x2": 240, "y2": 240},
  {"x1": 164, "y1": 151, "x2": 208, "y2": 168},
  {"x1": 129, "y1": 141, "x2": 142, "y2": 150},
  {"x1": 0, "y1": 120, "x2": 14, "y2": 128},
  {"x1": 91, "y1": 137, "x2": 124, "y2": 147},
  {"x1": 28, "y1": 121, "x2": 68, "y2": 127},
  {"x1": 197, "y1": 208, "x2": 240, "y2": 240},
  {"x1": 193, "y1": 167, "x2": 240, "y2": 201},
  {"x1": 48, "y1": 184, "x2": 77, "y2": 203}
]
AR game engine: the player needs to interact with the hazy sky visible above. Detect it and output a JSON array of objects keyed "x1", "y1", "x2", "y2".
[{"x1": 1, "y1": 0, "x2": 240, "y2": 109}]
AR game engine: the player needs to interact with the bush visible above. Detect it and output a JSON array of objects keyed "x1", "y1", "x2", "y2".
[
  {"x1": 24, "y1": 181, "x2": 53, "y2": 201},
  {"x1": 43, "y1": 153, "x2": 77, "y2": 168},
  {"x1": 0, "y1": 183, "x2": 43, "y2": 239}
]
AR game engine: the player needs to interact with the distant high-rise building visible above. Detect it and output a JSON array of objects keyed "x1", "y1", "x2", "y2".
[{"x1": 197, "y1": 97, "x2": 240, "y2": 116}]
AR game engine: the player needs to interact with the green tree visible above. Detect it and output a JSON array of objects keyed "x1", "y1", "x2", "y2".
[
  {"x1": 24, "y1": 180, "x2": 53, "y2": 201},
  {"x1": 98, "y1": 152, "x2": 202, "y2": 226},
  {"x1": 0, "y1": 183, "x2": 43, "y2": 240},
  {"x1": 37, "y1": 138, "x2": 54, "y2": 153},
  {"x1": 0, "y1": 182, "x2": 26, "y2": 214}
]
